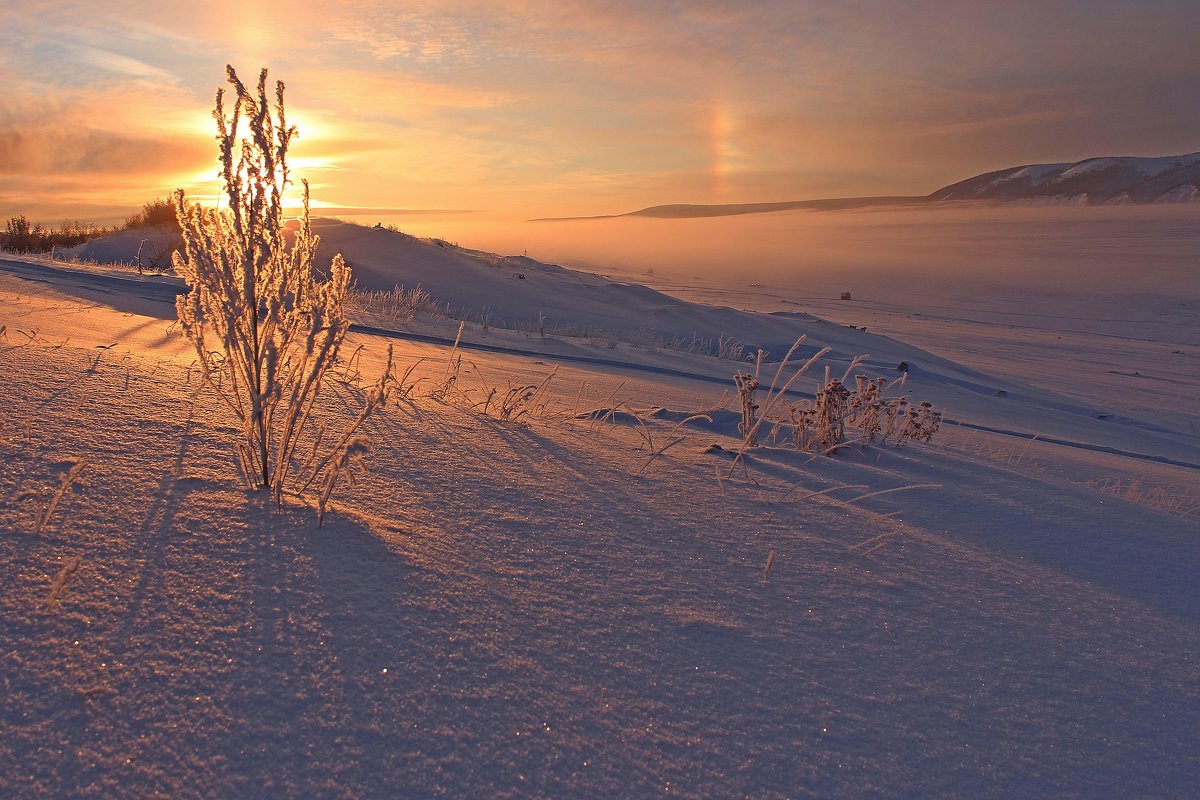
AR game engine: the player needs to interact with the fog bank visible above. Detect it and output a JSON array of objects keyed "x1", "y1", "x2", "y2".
[{"x1": 345, "y1": 204, "x2": 1200, "y2": 299}]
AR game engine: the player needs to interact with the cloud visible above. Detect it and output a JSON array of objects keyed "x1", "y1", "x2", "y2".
[
  {"x1": 0, "y1": 127, "x2": 209, "y2": 176},
  {"x1": 5, "y1": 0, "x2": 1200, "y2": 220},
  {"x1": 70, "y1": 46, "x2": 177, "y2": 81}
]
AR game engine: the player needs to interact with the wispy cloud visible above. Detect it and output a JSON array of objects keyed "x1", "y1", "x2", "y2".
[{"x1": 3, "y1": 0, "x2": 1200, "y2": 222}]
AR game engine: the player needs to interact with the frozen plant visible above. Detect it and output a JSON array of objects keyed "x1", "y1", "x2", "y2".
[
  {"x1": 786, "y1": 370, "x2": 943, "y2": 453},
  {"x1": 173, "y1": 65, "x2": 392, "y2": 500},
  {"x1": 846, "y1": 375, "x2": 886, "y2": 441},
  {"x1": 348, "y1": 284, "x2": 441, "y2": 325},
  {"x1": 899, "y1": 400, "x2": 943, "y2": 443},
  {"x1": 813, "y1": 368, "x2": 851, "y2": 451},
  {"x1": 730, "y1": 338, "x2": 831, "y2": 457},
  {"x1": 734, "y1": 371, "x2": 760, "y2": 447},
  {"x1": 718, "y1": 335, "x2": 747, "y2": 361}
]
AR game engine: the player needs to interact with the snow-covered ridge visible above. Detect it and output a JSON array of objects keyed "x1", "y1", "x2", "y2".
[
  {"x1": 930, "y1": 152, "x2": 1200, "y2": 205},
  {"x1": 531, "y1": 152, "x2": 1200, "y2": 220}
]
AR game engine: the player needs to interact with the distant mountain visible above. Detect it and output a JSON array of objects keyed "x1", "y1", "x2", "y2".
[
  {"x1": 929, "y1": 152, "x2": 1200, "y2": 205},
  {"x1": 529, "y1": 196, "x2": 925, "y2": 221},
  {"x1": 533, "y1": 152, "x2": 1200, "y2": 220}
]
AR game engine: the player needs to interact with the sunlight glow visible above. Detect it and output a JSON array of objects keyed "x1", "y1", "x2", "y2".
[
  {"x1": 708, "y1": 97, "x2": 734, "y2": 199},
  {"x1": 3, "y1": 3, "x2": 1198, "y2": 225}
]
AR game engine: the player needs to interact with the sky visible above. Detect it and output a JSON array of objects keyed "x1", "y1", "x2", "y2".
[{"x1": 2, "y1": 1, "x2": 1199, "y2": 226}]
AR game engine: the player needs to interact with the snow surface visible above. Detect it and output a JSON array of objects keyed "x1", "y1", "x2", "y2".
[
  {"x1": 1, "y1": 239, "x2": 1198, "y2": 798},
  {"x1": 930, "y1": 152, "x2": 1200, "y2": 204},
  {"x1": 58, "y1": 227, "x2": 179, "y2": 270},
  {"x1": 1056, "y1": 154, "x2": 1200, "y2": 182}
]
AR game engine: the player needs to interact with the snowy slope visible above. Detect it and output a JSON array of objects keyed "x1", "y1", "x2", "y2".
[
  {"x1": 533, "y1": 153, "x2": 1200, "y2": 221},
  {"x1": 16, "y1": 215, "x2": 1200, "y2": 471},
  {"x1": 1, "y1": 259, "x2": 1198, "y2": 799},
  {"x1": 930, "y1": 152, "x2": 1200, "y2": 205},
  {"x1": 58, "y1": 226, "x2": 180, "y2": 269}
]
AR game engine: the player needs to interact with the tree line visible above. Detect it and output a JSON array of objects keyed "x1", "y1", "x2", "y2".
[{"x1": 1, "y1": 197, "x2": 180, "y2": 253}]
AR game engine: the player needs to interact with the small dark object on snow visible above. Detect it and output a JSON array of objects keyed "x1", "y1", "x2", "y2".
[
  {"x1": 897, "y1": 361, "x2": 909, "y2": 373},
  {"x1": 515, "y1": 273, "x2": 526, "y2": 279},
  {"x1": 840, "y1": 291, "x2": 852, "y2": 300}
]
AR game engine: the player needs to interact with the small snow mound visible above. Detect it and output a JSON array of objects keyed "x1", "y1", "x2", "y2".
[
  {"x1": 574, "y1": 407, "x2": 646, "y2": 426},
  {"x1": 648, "y1": 407, "x2": 734, "y2": 425},
  {"x1": 59, "y1": 227, "x2": 180, "y2": 269}
]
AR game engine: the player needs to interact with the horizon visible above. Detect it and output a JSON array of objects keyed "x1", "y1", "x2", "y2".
[
  {"x1": 3, "y1": 7, "x2": 1200, "y2": 792},
  {"x1": 3, "y1": 2, "x2": 1200, "y2": 226}
]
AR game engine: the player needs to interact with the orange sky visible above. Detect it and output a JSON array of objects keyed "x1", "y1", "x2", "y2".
[{"x1": 3, "y1": 1, "x2": 1199, "y2": 226}]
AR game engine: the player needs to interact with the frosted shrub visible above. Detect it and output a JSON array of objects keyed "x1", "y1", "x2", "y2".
[
  {"x1": 734, "y1": 371, "x2": 760, "y2": 447},
  {"x1": 786, "y1": 371, "x2": 942, "y2": 453},
  {"x1": 898, "y1": 400, "x2": 943, "y2": 442},
  {"x1": 813, "y1": 369, "x2": 851, "y2": 450},
  {"x1": 348, "y1": 284, "x2": 442, "y2": 325},
  {"x1": 729, "y1": 339, "x2": 830, "y2": 455},
  {"x1": 847, "y1": 375, "x2": 885, "y2": 441},
  {"x1": 173, "y1": 66, "x2": 391, "y2": 502}
]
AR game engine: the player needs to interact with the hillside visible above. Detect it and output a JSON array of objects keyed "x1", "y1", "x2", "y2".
[
  {"x1": 45, "y1": 220, "x2": 1200, "y2": 469},
  {"x1": 930, "y1": 152, "x2": 1200, "y2": 205},
  {"x1": 1, "y1": 250, "x2": 1198, "y2": 798},
  {"x1": 533, "y1": 152, "x2": 1200, "y2": 220}
]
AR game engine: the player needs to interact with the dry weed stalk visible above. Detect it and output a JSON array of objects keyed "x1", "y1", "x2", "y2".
[
  {"x1": 829, "y1": 483, "x2": 941, "y2": 509},
  {"x1": 634, "y1": 412, "x2": 714, "y2": 476},
  {"x1": 349, "y1": 284, "x2": 441, "y2": 325},
  {"x1": 295, "y1": 345, "x2": 395, "y2": 506},
  {"x1": 431, "y1": 322, "x2": 466, "y2": 400},
  {"x1": 734, "y1": 371, "x2": 760, "y2": 447},
  {"x1": 1088, "y1": 477, "x2": 1200, "y2": 518},
  {"x1": 787, "y1": 368, "x2": 942, "y2": 454},
  {"x1": 173, "y1": 65, "x2": 393, "y2": 503},
  {"x1": 34, "y1": 460, "x2": 85, "y2": 535},
  {"x1": 44, "y1": 556, "x2": 82, "y2": 608},
  {"x1": 726, "y1": 338, "x2": 831, "y2": 472},
  {"x1": 497, "y1": 369, "x2": 558, "y2": 421},
  {"x1": 848, "y1": 528, "x2": 905, "y2": 556}
]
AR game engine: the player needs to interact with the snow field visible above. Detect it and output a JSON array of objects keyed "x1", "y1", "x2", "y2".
[{"x1": 2, "y1": 269, "x2": 1198, "y2": 797}]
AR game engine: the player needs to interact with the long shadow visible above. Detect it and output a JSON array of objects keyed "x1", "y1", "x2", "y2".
[
  {"x1": 0, "y1": 258, "x2": 182, "y2": 319},
  {"x1": 849, "y1": 449, "x2": 1200, "y2": 621},
  {"x1": 114, "y1": 401, "x2": 197, "y2": 640},
  {"x1": 218, "y1": 505, "x2": 470, "y2": 796}
]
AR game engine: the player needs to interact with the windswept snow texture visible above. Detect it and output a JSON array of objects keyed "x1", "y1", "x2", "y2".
[
  {"x1": 313, "y1": 219, "x2": 867, "y2": 361},
  {"x1": 2, "y1": 257, "x2": 1200, "y2": 800},
  {"x1": 930, "y1": 152, "x2": 1200, "y2": 205},
  {"x1": 3, "y1": 251, "x2": 1200, "y2": 799},
  {"x1": 10, "y1": 214, "x2": 1200, "y2": 473}
]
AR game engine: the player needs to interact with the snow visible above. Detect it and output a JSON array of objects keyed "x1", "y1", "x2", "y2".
[
  {"x1": 1155, "y1": 185, "x2": 1200, "y2": 204},
  {"x1": 57, "y1": 227, "x2": 179, "y2": 270},
  {"x1": 932, "y1": 153, "x2": 1200, "y2": 204},
  {"x1": 979, "y1": 162, "x2": 1071, "y2": 194},
  {"x1": 1056, "y1": 153, "x2": 1200, "y2": 182},
  {"x1": 1, "y1": 228, "x2": 1198, "y2": 798},
  {"x1": 1007, "y1": 163, "x2": 1070, "y2": 183}
]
